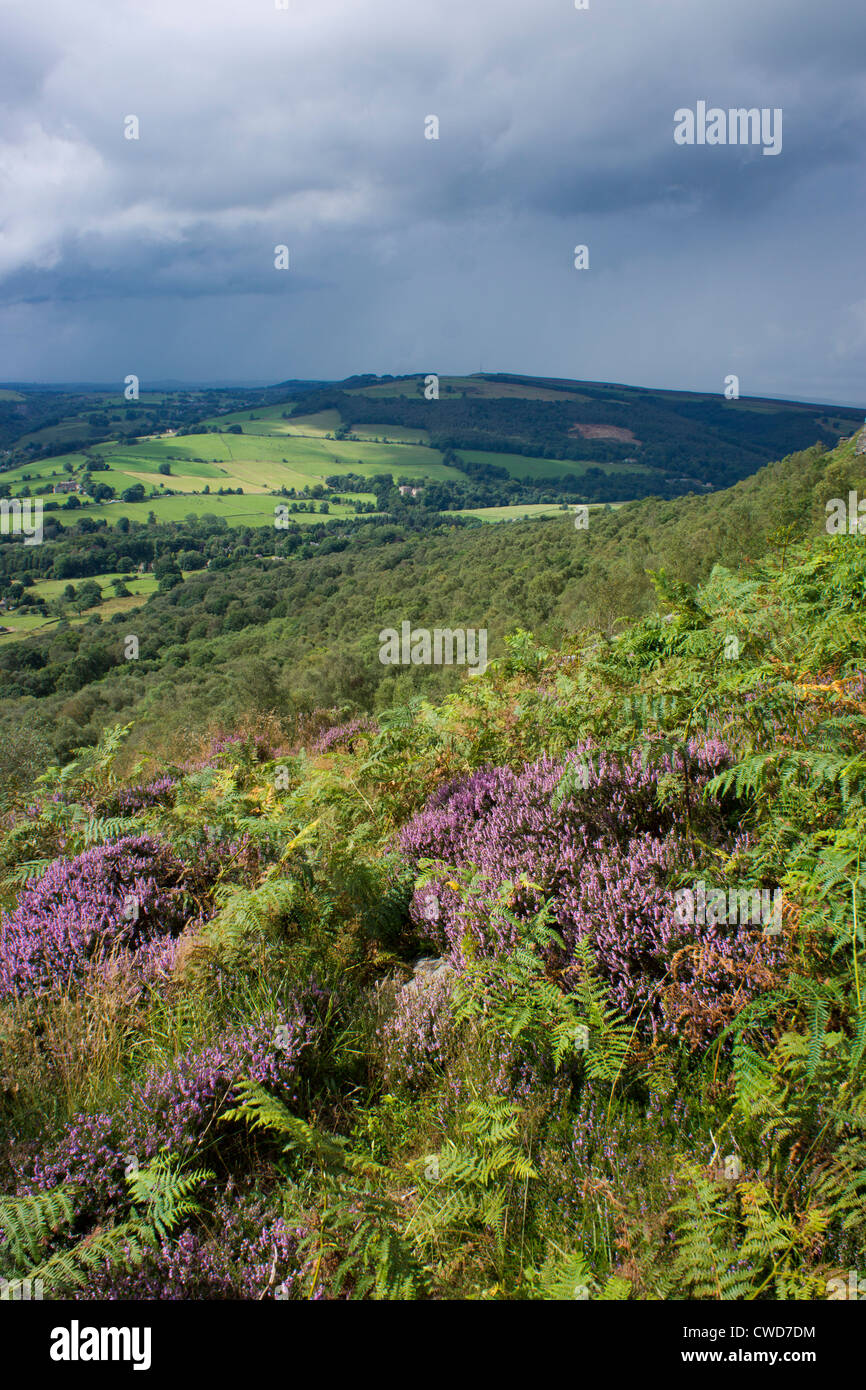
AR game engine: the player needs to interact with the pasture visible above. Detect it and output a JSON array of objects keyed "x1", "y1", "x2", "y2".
[
  {"x1": 0, "y1": 571, "x2": 160, "y2": 644},
  {"x1": 451, "y1": 502, "x2": 626, "y2": 522},
  {"x1": 453, "y1": 449, "x2": 651, "y2": 481}
]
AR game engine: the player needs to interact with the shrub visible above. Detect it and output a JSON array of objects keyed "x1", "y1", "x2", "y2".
[
  {"x1": 398, "y1": 742, "x2": 785, "y2": 1043},
  {"x1": 80, "y1": 1195, "x2": 311, "y2": 1300},
  {"x1": 0, "y1": 836, "x2": 193, "y2": 1002},
  {"x1": 23, "y1": 989, "x2": 331, "y2": 1224}
]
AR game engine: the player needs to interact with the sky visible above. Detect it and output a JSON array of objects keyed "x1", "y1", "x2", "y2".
[{"x1": 0, "y1": 0, "x2": 864, "y2": 402}]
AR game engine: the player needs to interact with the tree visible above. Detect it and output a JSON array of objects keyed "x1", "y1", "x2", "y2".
[
  {"x1": 157, "y1": 565, "x2": 183, "y2": 593},
  {"x1": 152, "y1": 556, "x2": 176, "y2": 581},
  {"x1": 71, "y1": 580, "x2": 103, "y2": 614},
  {"x1": 179, "y1": 550, "x2": 207, "y2": 571}
]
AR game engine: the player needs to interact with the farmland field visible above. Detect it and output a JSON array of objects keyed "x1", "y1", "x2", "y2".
[
  {"x1": 451, "y1": 501, "x2": 625, "y2": 522},
  {"x1": 0, "y1": 570, "x2": 160, "y2": 643},
  {"x1": 57, "y1": 493, "x2": 373, "y2": 527},
  {"x1": 450, "y1": 503, "x2": 571, "y2": 521},
  {"x1": 453, "y1": 449, "x2": 651, "y2": 481},
  {"x1": 91, "y1": 432, "x2": 457, "y2": 486},
  {"x1": 3, "y1": 425, "x2": 451, "y2": 525},
  {"x1": 198, "y1": 404, "x2": 433, "y2": 446}
]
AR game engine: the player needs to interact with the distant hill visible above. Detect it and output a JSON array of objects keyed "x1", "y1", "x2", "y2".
[
  {"x1": 3, "y1": 374, "x2": 861, "y2": 513},
  {"x1": 297, "y1": 371, "x2": 864, "y2": 495}
]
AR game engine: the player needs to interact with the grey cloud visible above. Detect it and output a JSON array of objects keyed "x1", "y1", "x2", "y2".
[{"x1": 0, "y1": 0, "x2": 863, "y2": 399}]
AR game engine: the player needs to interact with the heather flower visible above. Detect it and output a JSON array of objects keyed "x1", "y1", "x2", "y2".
[
  {"x1": 79, "y1": 1189, "x2": 310, "y2": 1300},
  {"x1": 397, "y1": 741, "x2": 785, "y2": 1045},
  {"x1": 378, "y1": 968, "x2": 457, "y2": 1086},
  {"x1": 311, "y1": 716, "x2": 378, "y2": 755},
  {"x1": 129, "y1": 1003, "x2": 322, "y2": 1162},
  {"x1": 102, "y1": 777, "x2": 176, "y2": 816},
  {"x1": 0, "y1": 836, "x2": 194, "y2": 1001},
  {"x1": 23, "y1": 988, "x2": 330, "y2": 1224}
]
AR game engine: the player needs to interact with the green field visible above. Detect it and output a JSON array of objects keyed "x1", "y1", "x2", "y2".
[
  {"x1": 2, "y1": 455, "x2": 92, "y2": 488},
  {"x1": 197, "y1": 404, "x2": 432, "y2": 447},
  {"x1": 3, "y1": 423, "x2": 630, "y2": 529},
  {"x1": 13, "y1": 420, "x2": 97, "y2": 450},
  {"x1": 450, "y1": 502, "x2": 624, "y2": 522},
  {"x1": 197, "y1": 406, "x2": 345, "y2": 437},
  {"x1": 197, "y1": 402, "x2": 304, "y2": 433},
  {"x1": 57, "y1": 494, "x2": 371, "y2": 528},
  {"x1": 451, "y1": 503, "x2": 570, "y2": 522},
  {"x1": 453, "y1": 449, "x2": 650, "y2": 481},
  {"x1": 90, "y1": 432, "x2": 456, "y2": 487},
  {"x1": 0, "y1": 571, "x2": 160, "y2": 644},
  {"x1": 3, "y1": 425, "x2": 449, "y2": 525},
  {"x1": 349, "y1": 422, "x2": 431, "y2": 444},
  {"x1": 32, "y1": 572, "x2": 156, "y2": 603},
  {"x1": 9, "y1": 394, "x2": 172, "y2": 451}
]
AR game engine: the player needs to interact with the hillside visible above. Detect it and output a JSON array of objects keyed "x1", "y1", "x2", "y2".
[
  {"x1": 1, "y1": 420, "x2": 864, "y2": 1301},
  {"x1": 1, "y1": 429, "x2": 864, "y2": 779},
  {"x1": 1, "y1": 376, "x2": 860, "y2": 542}
]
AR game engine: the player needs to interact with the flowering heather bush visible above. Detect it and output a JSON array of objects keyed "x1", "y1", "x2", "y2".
[
  {"x1": 398, "y1": 741, "x2": 785, "y2": 1044},
  {"x1": 311, "y1": 716, "x2": 378, "y2": 755},
  {"x1": 96, "y1": 932, "x2": 188, "y2": 997},
  {"x1": 130, "y1": 1002, "x2": 323, "y2": 1162},
  {"x1": 102, "y1": 777, "x2": 176, "y2": 816},
  {"x1": 0, "y1": 835, "x2": 194, "y2": 1002},
  {"x1": 81, "y1": 1189, "x2": 310, "y2": 1300},
  {"x1": 187, "y1": 827, "x2": 264, "y2": 889},
  {"x1": 83, "y1": 1227, "x2": 237, "y2": 1300},
  {"x1": 24, "y1": 989, "x2": 330, "y2": 1223},
  {"x1": 209, "y1": 734, "x2": 245, "y2": 755},
  {"x1": 378, "y1": 970, "x2": 457, "y2": 1087}
]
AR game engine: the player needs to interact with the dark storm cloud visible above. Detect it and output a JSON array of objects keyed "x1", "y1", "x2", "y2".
[{"x1": 0, "y1": 0, "x2": 864, "y2": 400}]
